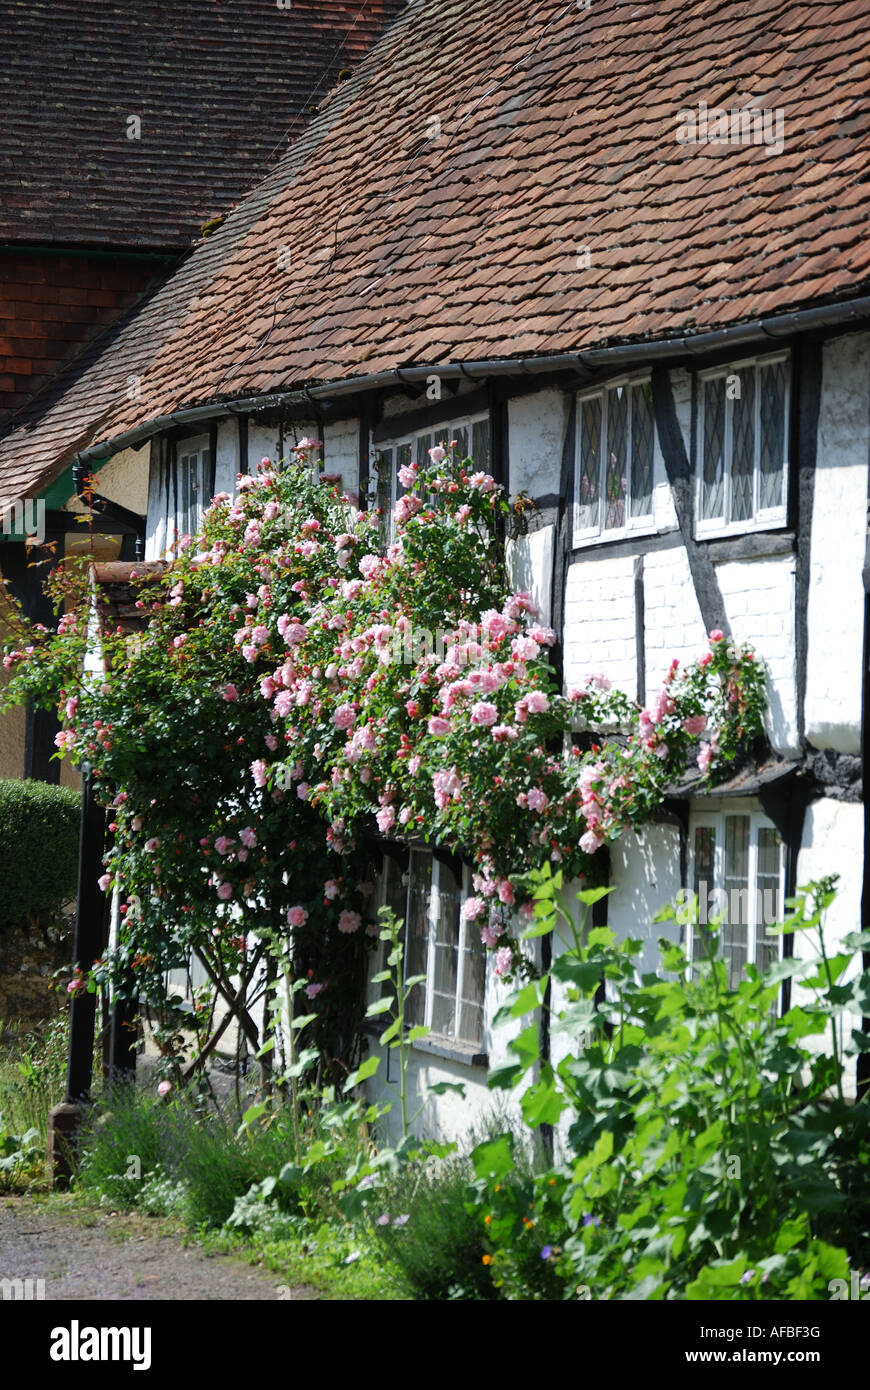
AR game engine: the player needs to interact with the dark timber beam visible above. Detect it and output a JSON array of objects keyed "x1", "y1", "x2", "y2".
[{"x1": 651, "y1": 365, "x2": 730, "y2": 639}]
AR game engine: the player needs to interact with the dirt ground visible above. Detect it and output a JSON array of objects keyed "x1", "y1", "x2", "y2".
[{"x1": 0, "y1": 1194, "x2": 316, "y2": 1301}]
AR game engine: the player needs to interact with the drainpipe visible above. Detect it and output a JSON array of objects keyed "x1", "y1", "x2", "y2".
[{"x1": 858, "y1": 507, "x2": 870, "y2": 1100}]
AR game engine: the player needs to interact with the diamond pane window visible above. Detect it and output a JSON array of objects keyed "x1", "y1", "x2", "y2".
[
  {"x1": 575, "y1": 379, "x2": 656, "y2": 541},
  {"x1": 605, "y1": 387, "x2": 628, "y2": 530},
  {"x1": 577, "y1": 396, "x2": 602, "y2": 531},
  {"x1": 630, "y1": 383, "x2": 654, "y2": 518},
  {"x1": 758, "y1": 358, "x2": 787, "y2": 511},
  {"x1": 697, "y1": 354, "x2": 789, "y2": 533},
  {"x1": 700, "y1": 378, "x2": 725, "y2": 521}
]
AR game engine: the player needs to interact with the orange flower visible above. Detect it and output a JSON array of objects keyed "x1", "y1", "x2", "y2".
[
  {"x1": 484, "y1": 1214, "x2": 492, "y2": 1226},
  {"x1": 482, "y1": 1254, "x2": 493, "y2": 1266}
]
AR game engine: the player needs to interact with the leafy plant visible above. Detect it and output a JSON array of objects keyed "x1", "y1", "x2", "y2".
[{"x1": 471, "y1": 868, "x2": 869, "y2": 1300}]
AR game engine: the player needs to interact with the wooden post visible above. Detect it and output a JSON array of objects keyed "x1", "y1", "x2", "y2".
[{"x1": 49, "y1": 769, "x2": 106, "y2": 1184}]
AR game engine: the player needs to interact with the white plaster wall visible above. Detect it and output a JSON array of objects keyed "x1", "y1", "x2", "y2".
[
  {"x1": 805, "y1": 331, "x2": 870, "y2": 755},
  {"x1": 323, "y1": 418, "x2": 360, "y2": 499},
  {"x1": 248, "y1": 424, "x2": 283, "y2": 469},
  {"x1": 607, "y1": 823, "x2": 684, "y2": 977},
  {"x1": 643, "y1": 545, "x2": 708, "y2": 692},
  {"x1": 794, "y1": 797, "x2": 864, "y2": 1098},
  {"x1": 214, "y1": 418, "x2": 238, "y2": 497},
  {"x1": 67, "y1": 446, "x2": 150, "y2": 517},
  {"x1": 563, "y1": 555, "x2": 637, "y2": 696},
  {"x1": 716, "y1": 554, "x2": 799, "y2": 755},
  {"x1": 507, "y1": 389, "x2": 569, "y2": 499},
  {"x1": 506, "y1": 525, "x2": 554, "y2": 626}
]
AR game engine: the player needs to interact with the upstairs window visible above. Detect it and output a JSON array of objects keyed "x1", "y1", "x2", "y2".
[
  {"x1": 375, "y1": 412, "x2": 491, "y2": 543},
  {"x1": 696, "y1": 353, "x2": 789, "y2": 536},
  {"x1": 574, "y1": 379, "x2": 656, "y2": 544},
  {"x1": 688, "y1": 809, "x2": 785, "y2": 989}
]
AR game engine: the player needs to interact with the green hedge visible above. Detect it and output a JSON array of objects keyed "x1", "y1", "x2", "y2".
[{"x1": 0, "y1": 779, "x2": 80, "y2": 930}]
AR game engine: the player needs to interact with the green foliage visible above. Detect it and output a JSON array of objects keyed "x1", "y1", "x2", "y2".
[
  {"x1": 470, "y1": 869, "x2": 870, "y2": 1300},
  {"x1": 0, "y1": 1012, "x2": 73, "y2": 1143},
  {"x1": 368, "y1": 1153, "x2": 496, "y2": 1300},
  {"x1": 76, "y1": 1084, "x2": 333, "y2": 1229},
  {"x1": 0, "y1": 1113, "x2": 41, "y2": 1188},
  {"x1": 0, "y1": 778, "x2": 80, "y2": 931}
]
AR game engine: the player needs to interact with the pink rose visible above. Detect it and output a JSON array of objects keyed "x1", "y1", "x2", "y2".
[
  {"x1": 287, "y1": 906, "x2": 309, "y2": 927},
  {"x1": 323, "y1": 879, "x2": 340, "y2": 900},
  {"x1": 709, "y1": 629, "x2": 724, "y2": 642},
  {"x1": 97, "y1": 873, "x2": 112, "y2": 892},
  {"x1": 338, "y1": 910, "x2": 361, "y2": 934},
  {"x1": 157, "y1": 1081, "x2": 172, "y2": 1097},
  {"x1": 697, "y1": 744, "x2": 713, "y2": 773},
  {"x1": 333, "y1": 704, "x2": 356, "y2": 731},
  {"x1": 216, "y1": 883, "x2": 233, "y2": 901},
  {"x1": 494, "y1": 946, "x2": 513, "y2": 978},
  {"x1": 305, "y1": 982, "x2": 325, "y2": 1000},
  {"x1": 580, "y1": 829, "x2": 605, "y2": 854},
  {"x1": 682, "y1": 715, "x2": 707, "y2": 736},
  {"x1": 376, "y1": 805, "x2": 396, "y2": 833},
  {"x1": 427, "y1": 716, "x2": 451, "y2": 736},
  {"x1": 470, "y1": 701, "x2": 498, "y2": 727}
]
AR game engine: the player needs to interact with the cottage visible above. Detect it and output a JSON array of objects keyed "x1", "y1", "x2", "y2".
[{"x1": 1, "y1": 0, "x2": 868, "y2": 1128}]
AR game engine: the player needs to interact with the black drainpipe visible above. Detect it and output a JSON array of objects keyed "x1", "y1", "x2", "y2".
[{"x1": 858, "y1": 487, "x2": 870, "y2": 1100}]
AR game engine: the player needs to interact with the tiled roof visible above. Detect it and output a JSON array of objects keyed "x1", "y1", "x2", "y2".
[
  {"x1": 0, "y1": 0, "x2": 407, "y2": 249},
  {"x1": 2, "y1": 0, "x2": 868, "y2": 501}
]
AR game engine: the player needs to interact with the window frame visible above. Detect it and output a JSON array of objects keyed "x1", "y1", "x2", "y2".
[
  {"x1": 572, "y1": 373, "x2": 659, "y2": 548},
  {"x1": 374, "y1": 845, "x2": 487, "y2": 1053},
  {"x1": 694, "y1": 350, "x2": 791, "y2": 540},
  {"x1": 687, "y1": 806, "x2": 786, "y2": 990},
  {"x1": 373, "y1": 409, "x2": 491, "y2": 543}
]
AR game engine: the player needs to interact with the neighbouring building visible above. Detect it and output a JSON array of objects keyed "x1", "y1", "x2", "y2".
[
  {"x1": 0, "y1": 0, "x2": 407, "y2": 781},
  {"x1": 1, "y1": 0, "x2": 868, "y2": 1125}
]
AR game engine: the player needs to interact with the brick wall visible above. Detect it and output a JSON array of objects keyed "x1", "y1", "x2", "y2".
[{"x1": 0, "y1": 249, "x2": 172, "y2": 419}]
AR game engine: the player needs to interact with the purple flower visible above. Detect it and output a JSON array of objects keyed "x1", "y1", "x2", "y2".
[
  {"x1": 582, "y1": 1213, "x2": 599, "y2": 1228},
  {"x1": 393, "y1": 1214, "x2": 409, "y2": 1228},
  {"x1": 540, "y1": 1245, "x2": 553, "y2": 1261}
]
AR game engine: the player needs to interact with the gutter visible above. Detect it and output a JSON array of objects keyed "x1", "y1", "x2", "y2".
[{"x1": 74, "y1": 293, "x2": 870, "y2": 468}]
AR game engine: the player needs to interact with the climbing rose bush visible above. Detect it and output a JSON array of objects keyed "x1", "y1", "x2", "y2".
[{"x1": 1, "y1": 443, "x2": 766, "y2": 1023}]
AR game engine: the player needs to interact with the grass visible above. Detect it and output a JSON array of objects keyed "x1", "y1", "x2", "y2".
[
  {"x1": 0, "y1": 1014, "x2": 70, "y2": 1149},
  {"x1": 201, "y1": 1223, "x2": 410, "y2": 1301}
]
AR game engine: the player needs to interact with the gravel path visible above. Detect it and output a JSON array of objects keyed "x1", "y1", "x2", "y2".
[{"x1": 0, "y1": 1195, "x2": 316, "y2": 1301}]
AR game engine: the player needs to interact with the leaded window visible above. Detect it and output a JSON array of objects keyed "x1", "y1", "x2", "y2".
[
  {"x1": 575, "y1": 380, "x2": 656, "y2": 541},
  {"x1": 696, "y1": 354, "x2": 789, "y2": 534}
]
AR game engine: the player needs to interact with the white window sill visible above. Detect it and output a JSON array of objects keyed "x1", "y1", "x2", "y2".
[
  {"x1": 695, "y1": 513, "x2": 788, "y2": 542},
  {"x1": 412, "y1": 1034, "x2": 488, "y2": 1068},
  {"x1": 572, "y1": 518, "x2": 657, "y2": 551}
]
